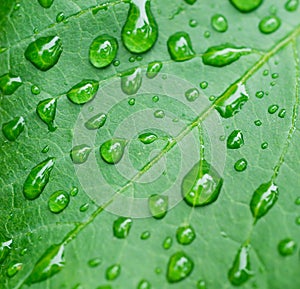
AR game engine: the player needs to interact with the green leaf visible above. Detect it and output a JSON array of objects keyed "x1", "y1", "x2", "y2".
[{"x1": 1, "y1": 0, "x2": 300, "y2": 288}]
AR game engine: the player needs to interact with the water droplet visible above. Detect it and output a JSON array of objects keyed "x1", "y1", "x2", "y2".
[
  {"x1": 38, "y1": 0, "x2": 54, "y2": 8},
  {"x1": 197, "y1": 280, "x2": 206, "y2": 289},
  {"x1": 185, "y1": 88, "x2": 199, "y2": 102},
  {"x1": 14, "y1": 3, "x2": 21, "y2": 10},
  {"x1": 25, "y1": 244, "x2": 64, "y2": 285},
  {"x1": 295, "y1": 216, "x2": 300, "y2": 225},
  {"x1": 163, "y1": 236, "x2": 172, "y2": 250},
  {"x1": 278, "y1": 238, "x2": 296, "y2": 256},
  {"x1": 128, "y1": 98, "x2": 136, "y2": 106},
  {"x1": 259, "y1": 16, "x2": 281, "y2": 34},
  {"x1": 121, "y1": 0, "x2": 158, "y2": 54},
  {"x1": 189, "y1": 19, "x2": 198, "y2": 27},
  {"x1": 113, "y1": 60, "x2": 120, "y2": 66},
  {"x1": 148, "y1": 194, "x2": 168, "y2": 219},
  {"x1": 106, "y1": 264, "x2": 121, "y2": 280},
  {"x1": 200, "y1": 81, "x2": 208, "y2": 89},
  {"x1": 100, "y1": 138, "x2": 127, "y2": 164},
  {"x1": 254, "y1": 120, "x2": 262, "y2": 126},
  {"x1": 227, "y1": 130, "x2": 244, "y2": 149},
  {"x1": 152, "y1": 95, "x2": 159, "y2": 102},
  {"x1": 211, "y1": 14, "x2": 228, "y2": 32},
  {"x1": 234, "y1": 158, "x2": 248, "y2": 172},
  {"x1": 96, "y1": 286, "x2": 111, "y2": 289},
  {"x1": 167, "y1": 32, "x2": 195, "y2": 62},
  {"x1": 285, "y1": 0, "x2": 299, "y2": 11},
  {"x1": 229, "y1": 0, "x2": 263, "y2": 12},
  {"x1": 0, "y1": 238, "x2": 12, "y2": 263},
  {"x1": 84, "y1": 113, "x2": 107, "y2": 130},
  {"x1": 79, "y1": 203, "x2": 89, "y2": 212},
  {"x1": 7, "y1": 262, "x2": 23, "y2": 277},
  {"x1": 2, "y1": 116, "x2": 25, "y2": 141},
  {"x1": 70, "y1": 186, "x2": 78, "y2": 197},
  {"x1": 176, "y1": 225, "x2": 196, "y2": 245},
  {"x1": 70, "y1": 144, "x2": 92, "y2": 164},
  {"x1": 67, "y1": 80, "x2": 99, "y2": 105},
  {"x1": 138, "y1": 132, "x2": 158, "y2": 144},
  {"x1": 295, "y1": 196, "x2": 300, "y2": 205},
  {"x1": 204, "y1": 31, "x2": 211, "y2": 38},
  {"x1": 255, "y1": 91, "x2": 264, "y2": 99},
  {"x1": 25, "y1": 36, "x2": 63, "y2": 71},
  {"x1": 167, "y1": 251, "x2": 194, "y2": 283},
  {"x1": 121, "y1": 67, "x2": 142, "y2": 95},
  {"x1": 184, "y1": 0, "x2": 197, "y2": 4},
  {"x1": 137, "y1": 279, "x2": 151, "y2": 289},
  {"x1": 228, "y1": 244, "x2": 252, "y2": 286},
  {"x1": 88, "y1": 258, "x2": 102, "y2": 267},
  {"x1": 268, "y1": 104, "x2": 278, "y2": 114},
  {"x1": 23, "y1": 157, "x2": 55, "y2": 200},
  {"x1": 250, "y1": 181, "x2": 278, "y2": 223},
  {"x1": 36, "y1": 98, "x2": 57, "y2": 131},
  {"x1": 0, "y1": 73, "x2": 22, "y2": 95},
  {"x1": 89, "y1": 34, "x2": 118, "y2": 68},
  {"x1": 261, "y1": 142, "x2": 268, "y2": 149},
  {"x1": 202, "y1": 44, "x2": 251, "y2": 67},
  {"x1": 182, "y1": 159, "x2": 223, "y2": 207},
  {"x1": 129, "y1": 56, "x2": 136, "y2": 63},
  {"x1": 31, "y1": 85, "x2": 40, "y2": 95},
  {"x1": 271, "y1": 72, "x2": 279, "y2": 79},
  {"x1": 154, "y1": 109, "x2": 165, "y2": 118},
  {"x1": 146, "y1": 61, "x2": 163, "y2": 79},
  {"x1": 113, "y1": 217, "x2": 132, "y2": 239},
  {"x1": 215, "y1": 83, "x2": 249, "y2": 118},
  {"x1": 56, "y1": 12, "x2": 65, "y2": 23},
  {"x1": 140, "y1": 231, "x2": 151, "y2": 240},
  {"x1": 278, "y1": 109, "x2": 286, "y2": 118},
  {"x1": 48, "y1": 190, "x2": 70, "y2": 213},
  {"x1": 20, "y1": 248, "x2": 28, "y2": 256}
]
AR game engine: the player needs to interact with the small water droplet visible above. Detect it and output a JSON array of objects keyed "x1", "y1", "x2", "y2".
[
  {"x1": 146, "y1": 61, "x2": 163, "y2": 79},
  {"x1": 189, "y1": 19, "x2": 198, "y2": 27},
  {"x1": 137, "y1": 279, "x2": 151, "y2": 289},
  {"x1": 255, "y1": 91, "x2": 264, "y2": 99},
  {"x1": 7, "y1": 262, "x2": 23, "y2": 277},
  {"x1": 261, "y1": 142, "x2": 268, "y2": 149},
  {"x1": 56, "y1": 12, "x2": 65, "y2": 23},
  {"x1": 36, "y1": 98, "x2": 57, "y2": 131},
  {"x1": 259, "y1": 16, "x2": 281, "y2": 34},
  {"x1": 167, "y1": 32, "x2": 195, "y2": 62},
  {"x1": 67, "y1": 80, "x2": 99, "y2": 105},
  {"x1": 278, "y1": 109, "x2": 286, "y2": 118},
  {"x1": 128, "y1": 98, "x2": 136, "y2": 106},
  {"x1": 138, "y1": 132, "x2": 158, "y2": 144},
  {"x1": 227, "y1": 130, "x2": 244, "y2": 149},
  {"x1": 113, "y1": 217, "x2": 132, "y2": 239},
  {"x1": 295, "y1": 216, "x2": 300, "y2": 225},
  {"x1": 88, "y1": 257, "x2": 102, "y2": 268},
  {"x1": 285, "y1": 0, "x2": 299, "y2": 11},
  {"x1": 197, "y1": 280, "x2": 207, "y2": 289},
  {"x1": 0, "y1": 73, "x2": 22, "y2": 95},
  {"x1": 79, "y1": 203, "x2": 89, "y2": 212},
  {"x1": 234, "y1": 158, "x2": 248, "y2": 172},
  {"x1": 204, "y1": 31, "x2": 211, "y2": 38},
  {"x1": 211, "y1": 14, "x2": 228, "y2": 32},
  {"x1": 70, "y1": 186, "x2": 78, "y2": 197},
  {"x1": 0, "y1": 238, "x2": 13, "y2": 263},
  {"x1": 184, "y1": 0, "x2": 197, "y2": 4},
  {"x1": 167, "y1": 251, "x2": 194, "y2": 283},
  {"x1": 250, "y1": 181, "x2": 278, "y2": 223},
  {"x1": 148, "y1": 194, "x2": 168, "y2": 219},
  {"x1": 100, "y1": 138, "x2": 127, "y2": 164},
  {"x1": 70, "y1": 144, "x2": 92, "y2": 164},
  {"x1": 176, "y1": 225, "x2": 196, "y2": 245},
  {"x1": 163, "y1": 236, "x2": 173, "y2": 250},
  {"x1": 48, "y1": 190, "x2": 70, "y2": 214},
  {"x1": 185, "y1": 88, "x2": 199, "y2": 102},
  {"x1": 295, "y1": 196, "x2": 300, "y2": 205},
  {"x1": 229, "y1": 0, "x2": 263, "y2": 12},
  {"x1": 106, "y1": 264, "x2": 121, "y2": 280},
  {"x1": 199, "y1": 81, "x2": 208, "y2": 89},
  {"x1": 2, "y1": 116, "x2": 25, "y2": 141},
  {"x1": 23, "y1": 157, "x2": 55, "y2": 200},
  {"x1": 113, "y1": 60, "x2": 120, "y2": 66},
  {"x1": 20, "y1": 248, "x2": 28, "y2": 256},
  {"x1": 121, "y1": 67, "x2": 142, "y2": 95},
  {"x1": 278, "y1": 238, "x2": 296, "y2": 256},
  {"x1": 38, "y1": 0, "x2": 54, "y2": 8},
  {"x1": 152, "y1": 95, "x2": 159, "y2": 102},
  {"x1": 31, "y1": 85, "x2": 40, "y2": 95},
  {"x1": 254, "y1": 120, "x2": 262, "y2": 126},
  {"x1": 85, "y1": 113, "x2": 107, "y2": 130},
  {"x1": 25, "y1": 36, "x2": 62, "y2": 71},
  {"x1": 271, "y1": 72, "x2": 279, "y2": 79},
  {"x1": 154, "y1": 110, "x2": 165, "y2": 118},
  {"x1": 121, "y1": 0, "x2": 158, "y2": 54},
  {"x1": 140, "y1": 231, "x2": 151, "y2": 240}
]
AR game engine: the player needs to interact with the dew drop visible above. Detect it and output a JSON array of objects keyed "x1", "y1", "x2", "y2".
[
  {"x1": 234, "y1": 158, "x2": 248, "y2": 172},
  {"x1": 20, "y1": 248, "x2": 28, "y2": 256},
  {"x1": 36, "y1": 98, "x2": 57, "y2": 131},
  {"x1": 227, "y1": 130, "x2": 244, "y2": 149},
  {"x1": 67, "y1": 80, "x2": 99, "y2": 105},
  {"x1": 96, "y1": 286, "x2": 111, "y2": 289},
  {"x1": 255, "y1": 91, "x2": 264, "y2": 99},
  {"x1": 259, "y1": 16, "x2": 281, "y2": 34},
  {"x1": 31, "y1": 85, "x2": 40, "y2": 95},
  {"x1": 0, "y1": 73, "x2": 22, "y2": 95},
  {"x1": 167, "y1": 31, "x2": 195, "y2": 62},
  {"x1": 285, "y1": 0, "x2": 299, "y2": 11},
  {"x1": 121, "y1": 0, "x2": 158, "y2": 54},
  {"x1": 148, "y1": 194, "x2": 168, "y2": 219},
  {"x1": 211, "y1": 14, "x2": 228, "y2": 32},
  {"x1": 250, "y1": 181, "x2": 278, "y2": 223},
  {"x1": 2, "y1": 116, "x2": 25, "y2": 141},
  {"x1": 70, "y1": 186, "x2": 78, "y2": 197},
  {"x1": 182, "y1": 159, "x2": 223, "y2": 207},
  {"x1": 128, "y1": 98, "x2": 136, "y2": 106},
  {"x1": 176, "y1": 225, "x2": 196, "y2": 245},
  {"x1": 278, "y1": 109, "x2": 286, "y2": 118},
  {"x1": 138, "y1": 132, "x2": 158, "y2": 144},
  {"x1": 0, "y1": 238, "x2": 13, "y2": 264},
  {"x1": 267, "y1": 104, "x2": 279, "y2": 114},
  {"x1": 146, "y1": 61, "x2": 163, "y2": 79},
  {"x1": 202, "y1": 44, "x2": 251, "y2": 67},
  {"x1": 204, "y1": 31, "x2": 211, "y2": 38},
  {"x1": 121, "y1": 67, "x2": 142, "y2": 95},
  {"x1": 254, "y1": 120, "x2": 262, "y2": 126},
  {"x1": 197, "y1": 280, "x2": 207, "y2": 289},
  {"x1": 106, "y1": 264, "x2": 121, "y2": 280},
  {"x1": 189, "y1": 19, "x2": 198, "y2": 27},
  {"x1": 294, "y1": 196, "x2": 300, "y2": 205},
  {"x1": 278, "y1": 238, "x2": 296, "y2": 256},
  {"x1": 152, "y1": 95, "x2": 159, "y2": 102},
  {"x1": 154, "y1": 109, "x2": 165, "y2": 118},
  {"x1": 89, "y1": 35, "x2": 118, "y2": 68},
  {"x1": 184, "y1": 0, "x2": 197, "y2": 4},
  {"x1": 88, "y1": 258, "x2": 102, "y2": 268},
  {"x1": 85, "y1": 113, "x2": 107, "y2": 130},
  {"x1": 7, "y1": 262, "x2": 23, "y2": 278},
  {"x1": 38, "y1": 0, "x2": 54, "y2": 8},
  {"x1": 140, "y1": 231, "x2": 151, "y2": 240},
  {"x1": 137, "y1": 279, "x2": 151, "y2": 289},
  {"x1": 129, "y1": 56, "x2": 136, "y2": 63},
  {"x1": 295, "y1": 216, "x2": 300, "y2": 225},
  {"x1": 166, "y1": 251, "x2": 194, "y2": 283},
  {"x1": 79, "y1": 203, "x2": 89, "y2": 212},
  {"x1": 113, "y1": 217, "x2": 132, "y2": 239},
  {"x1": 185, "y1": 88, "x2": 199, "y2": 102},
  {"x1": 56, "y1": 12, "x2": 65, "y2": 23},
  {"x1": 48, "y1": 190, "x2": 70, "y2": 214},
  {"x1": 261, "y1": 142, "x2": 268, "y2": 149},
  {"x1": 23, "y1": 157, "x2": 55, "y2": 200},
  {"x1": 70, "y1": 144, "x2": 92, "y2": 164},
  {"x1": 100, "y1": 138, "x2": 127, "y2": 164},
  {"x1": 229, "y1": 0, "x2": 263, "y2": 13},
  {"x1": 113, "y1": 60, "x2": 120, "y2": 66},
  {"x1": 200, "y1": 81, "x2": 208, "y2": 89},
  {"x1": 163, "y1": 236, "x2": 173, "y2": 250},
  {"x1": 25, "y1": 36, "x2": 62, "y2": 71}
]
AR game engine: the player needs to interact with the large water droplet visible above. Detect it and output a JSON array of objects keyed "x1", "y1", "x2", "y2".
[
  {"x1": 70, "y1": 144, "x2": 92, "y2": 164},
  {"x1": 48, "y1": 190, "x2": 70, "y2": 213},
  {"x1": 229, "y1": 0, "x2": 263, "y2": 13},
  {"x1": 7, "y1": 262, "x2": 23, "y2": 277},
  {"x1": 146, "y1": 61, "x2": 163, "y2": 79},
  {"x1": 67, "y1": 80, "x2": 99, "y2": 105},
  {"x1": 23, "y1": 157, "x2": 55, "y2": 200},
  {"x1": 211, "y1": 14, "x2": 228, "y2": 32},
  {"x1": 0, "y1": 238, "x2": 13, "y2": 264},
  {"x1": 2, "y1": 116, "x2": 25, "y2": 141},
  {"x1": 228, "y1": 244, "x2": 252, "y2": 286},
  {"x1": 167, "y1": 251, "x2": 194, "y2": 283},
  {"x1": 182, "y1": 159, "x2": 223, "y2": 207},
  {"x1": 25, "y1": 244, "x2": 65, "y2": 285},
  {"x1": 100, "y1": 139, "x2": 127, "y2": 164},
  {"x1": 89, "y1": 35, "x2": 118, "y2": 68},
  {"x1": 121, "y1": 68, "x2": 142, "y2": 95},
  {"x1": 36, "y1": 98, "x2": 57, "y2": 131},
  {"x1": 38, "y1": 0, "x2": 54, "y2": 8},
  {"x1": 268, "y1": 104, "x2": 279, "y2": 114},
  {"x1": 148, "y1": 194, "x2": 168, "y2": 219},
  {"x1": 121, "y1": 0, "x2": 158, "y2": 54},
  {"x1": 202, "y1": 44, "x2": 251, "y2": 67},
  {"x1": 167, "y1": 32, "x2": 195, "y2": 62},
  {"x1": 113, "y1": 217, "x2": 132, "y2": 239},
  {"x1": 278, "y1": 238, "x2": 296, "y2": 256},
  {"x1": 285, "y1": 0, "x2": 299, "y2": 11},
  {"x1": 215, "y1": 83, "x2": 249, "y2": 118},
  {"x1": 250, "y1": 181, "x2": 278, "y2": 223},
  {"x1": 25, "y1": 36, "x2": 63, "y2": 71},
  {"x1": 84, "y1": 113, "x2": 107, "y2": 130},
  {"x1": 227, "y1": 130, "x2": 244, "y2": 149},
  {"x1": 106, "y1": 264, "x2": 121, "y2": 280},
  {"x1": 138, "y1": 132, "x2": 158, "y2": 144},
  {"x1": 137, "y1": 279, "x2": 151, "y2": 289},
  {"x1": 0, "y1": 73, "x2": 22, "y2": 95},
  {"x1": 176, "y1": 225, "x2": 196, "y2": 245},
  {"x1": 259, "y1": 16, "x2": 281, "y2": 34}
]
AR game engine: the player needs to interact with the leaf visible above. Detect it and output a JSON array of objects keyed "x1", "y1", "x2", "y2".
[{"x1": 1, "y1": 0, "x2": 300, "y2": 289}]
